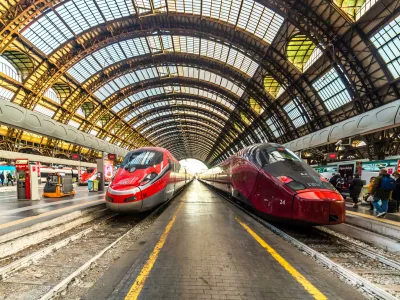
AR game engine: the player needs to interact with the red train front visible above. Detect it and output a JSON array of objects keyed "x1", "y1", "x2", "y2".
[
  {"x1": 106, "y1": 147, "x2": 188, "y2": 213},
  {"x1": 200, "y1": 143, "x2": 345, "y2": 225}
]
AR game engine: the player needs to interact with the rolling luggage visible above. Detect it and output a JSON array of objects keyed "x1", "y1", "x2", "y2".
[{"x1": 388, "y1": 199, "x2": 397, "y2": 213}]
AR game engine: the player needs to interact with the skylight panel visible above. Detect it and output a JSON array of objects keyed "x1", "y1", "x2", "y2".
[
  {"x1": 44, "y1": 88, "x2": 61, "y2": 104},
  {"x1": 68, "y1": 120, "x2": 81, "y2": 128},
  {"x1": 22, "y1": 11, "x2": 73, "y2": 55},
  {"x1": 89, "y1": 129, "x2": 99, "y2": 136},
  {"x1": 254, "y1": 126, "x2": 268, "y2": 142},
  {"x1": 96, "y1": 0, "x2": 135, "y2": 21},
  {"x1": 0, "y1": 86, "x2": 14, "y2": 101},
  {"x1": 133, "y1": 0, "x2": 152, "y2": 14},
  {"x1": 0, "y1": 56, "x2": 21, "y2": 82},
  {"x1": 371, "y1": 15, "x2": 400, "y2": 79},
  {"x1": 76, "y1": 107, "x2": 85, "y2": 117},
  {"x1": 93, "y1": 44, "x2": 127, "y2": 68},
  {"x1": 56, "y1": 0, "x2": 104, "y2": 35},
  {"x1": 284, "y1": 98, "x2": 308, "y2": 128},
  {"x1": 312, "y1": 68, "x2": 352, "y2": 112},
  {"x1": 356, "y1": 0, "x2": 378, "y2": 20},
  {"x1": 303, "y1": 47, "x2": 323, "y2": 72},
  {"x1": 67, "y1": 56, "x2": 102, "y2": 83},
  {"x1": 34, "y1": 104, "x2": 55, "y2": 118},
  {"x1": 266, "y1": 117, "x2": 280, "y2": 138}
]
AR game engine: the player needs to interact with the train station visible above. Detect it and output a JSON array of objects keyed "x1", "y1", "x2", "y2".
[{"x1": 1, "y1": 0, "x2": 400, "y2": 299}]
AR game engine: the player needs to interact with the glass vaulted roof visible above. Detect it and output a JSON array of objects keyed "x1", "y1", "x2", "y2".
[
  {"x1": 110, "y1": 85, "x2": 236, "y2": 113},
  {"x1": 133, "y1": 107, "x2": 228, "y2": 129},
  {"x1": 21, "y1": 0, "x2": 284, "y2": 55},
  {"x1": 94, "y1": 65, "x2": 244, "y2": 100},
  {"x1": 125, "y1": 98, "x2": 230, "y2": 122},
  {"x1": 146, "y1": 121, "x2": 221, "y2": 138},
  {"x1": 66, "y1": 35, "x2": 258, "y2": 83},
  {"x1": 142, "y1": 113, "x2": 224, "y2": 134}
]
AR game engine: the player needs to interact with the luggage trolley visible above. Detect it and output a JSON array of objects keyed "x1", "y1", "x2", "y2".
[{"x1": 43, "y1": 172, "x2": 76, "y2": 198}]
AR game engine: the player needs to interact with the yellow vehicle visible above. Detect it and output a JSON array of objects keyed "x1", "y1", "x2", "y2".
[{"x1": 43, "y1": 173, "x2": 76, "y2": 198}]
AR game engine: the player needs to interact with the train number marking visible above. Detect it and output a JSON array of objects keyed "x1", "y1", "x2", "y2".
[{"x1": 280, "y1": 200, "x2": 285, "y2": 205}]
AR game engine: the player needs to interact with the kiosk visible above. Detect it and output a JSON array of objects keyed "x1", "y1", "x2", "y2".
[{"x1": 15, "y1": 159, "x2": 39, "y2": 200}]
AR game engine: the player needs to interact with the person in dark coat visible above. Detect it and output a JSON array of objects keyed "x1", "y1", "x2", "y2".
[
  {"x1": 392, "y1": 172, "x2": 400, "y2": 212},
  {"x1": 349, "y1": 173, "x2": 363, "y2": 208},
  {"x1": 329, "y1": 173, "x2": 340, "y2": 187},
  {"x1": 0, "y1": 172, "x2": 4, "y2": 186}
]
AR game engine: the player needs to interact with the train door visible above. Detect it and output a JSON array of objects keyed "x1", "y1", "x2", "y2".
[{"x1": 165, "y1": 155, "x2": 175, "y2": 199}]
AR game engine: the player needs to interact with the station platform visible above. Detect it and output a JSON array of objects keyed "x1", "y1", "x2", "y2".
[
  {"x1": 89, "y1": 180, "x2": 365, "y2": 300},
  {"x1": 0, "y1": 185, "x2": 106, "y2": 236}
]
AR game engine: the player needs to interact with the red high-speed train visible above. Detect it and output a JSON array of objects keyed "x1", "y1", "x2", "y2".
[
  {"x1": 106, "y1": 147, "x2": 190, "y2": 213},
  {"x1": 199, "y1": 143, "x2": 345, "y2": 225}
]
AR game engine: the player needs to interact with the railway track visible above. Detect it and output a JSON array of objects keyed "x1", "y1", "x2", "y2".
[
  {"x1": 0, "y1": 195, "x2": 176, "y2": 300},
  {"x1": 203, "y1": 182, "x2": 400, "y2": 300}
]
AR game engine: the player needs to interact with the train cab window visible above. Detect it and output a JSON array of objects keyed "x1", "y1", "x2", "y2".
[
  {"x1": 266, "y1": 147, "x2": 301, "y2": 164},
  {"x1": 252, "y1": 147, "x2": 301, "y2": 167},
  {"x1": 121, "y1": 150, "x2": 163, "y2": 171}
]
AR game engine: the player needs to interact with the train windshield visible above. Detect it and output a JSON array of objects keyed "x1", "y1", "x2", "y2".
[
  {"x1": 121, "y1": 150, "x2": 163, "y2": 171},
  {"x1": 253, "y1": 147, "x2": 301, "y2": 167},
  {"x1": 268, "y1": 147, "x2": 301, "y2": 164}
]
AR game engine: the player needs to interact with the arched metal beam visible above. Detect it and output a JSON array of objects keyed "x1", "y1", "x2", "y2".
[
  {"x1": 156, "y1": 132, "x2": 217, "y2": 150},
  {"x1": 150, "y1": 127, "x2": 220, "y2": 144},
  {"x1": 19, "y1": 25, "x2": 319, "y2": 134},
  {"x1": 145, "y1": 119, "x2": 234, "y2": 142},
  {"x1": 132, "y1": 105, "x2": 230, "y2": 132},
  {"x1": 119, "y1": 94, "x2": 235, "y2": 122}
]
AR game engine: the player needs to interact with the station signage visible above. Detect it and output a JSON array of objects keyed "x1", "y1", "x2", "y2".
[
  {"x1": 71, "y1": 153, "x2": 79, "y2": 160},
  {"x1": 108, "y1": 153, "x2": 116, "y2": 160},
  {"x1": 326, "y1": 153, "x2": 337, "y2": 160}
]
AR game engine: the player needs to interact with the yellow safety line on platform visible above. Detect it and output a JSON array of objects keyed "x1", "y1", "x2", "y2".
[
  {"x1": 124, "y1": 201, "x2": 184, "y2": 300},
  {"x1": 346, "y1": 210, "x2": 400, "y2": 227},
  {"x1": 0, "y1": 200, "x2": 104, "y2": 230},
  {"x1": 236, "y1": 218, "x2": 327, "y2": 300}
]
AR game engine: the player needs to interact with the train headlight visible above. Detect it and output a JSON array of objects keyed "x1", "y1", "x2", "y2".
[
  {"x1": 277, "y1": 176, "x2": 293, "y2": 183},
  {"x1": 140, "y1": 172, "x2": 158, "y2": 185}
]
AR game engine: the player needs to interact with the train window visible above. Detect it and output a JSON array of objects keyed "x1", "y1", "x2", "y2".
[
  {"x1": 267, "y1": 147, "x2": 301, "y2": 164},
  {"x1": 122, "y1": 150, "x2": 163, "y2": 170}
]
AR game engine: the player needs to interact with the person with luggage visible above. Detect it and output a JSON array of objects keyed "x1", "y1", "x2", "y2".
[
  {"x1": 371, "y1": 168, "x2": 396, "y2": 218},
  {"x1": 335, "y1": 174, "x2": 345, "y2": 194},
  {"x1": 365, "y1": 177, "x2": 376, "y2": 211},
  {"x1": 391, "y1": 172, "x2": 400, "y2": 213},
  {"x1": 6, "y1": 172, "x2": 13, "y2": 186},
  {"x1": 329, "y1": 173, "x2": 340, "y2": 186},
  {"x1": 349, "y1": 173, "x2": 363, "y2": 208}
]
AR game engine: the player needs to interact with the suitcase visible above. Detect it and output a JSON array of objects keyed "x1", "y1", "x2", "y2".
[{"x1": 387, "y1": 199, "x2": 397, "y2": 213}]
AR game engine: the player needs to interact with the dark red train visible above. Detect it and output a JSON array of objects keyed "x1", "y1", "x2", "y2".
[
  {"x1": 106, "y1": 147, "x2": 190, "y2": 213},
  {"x1": 199, "y1": 143, "x2": 345, "y2": 225}
]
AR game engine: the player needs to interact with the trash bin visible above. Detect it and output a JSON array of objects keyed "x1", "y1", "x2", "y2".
[
  {"x1": 88, "y1": 180, "x2": 93, "y2": 191},
  {"x1": 92, "y1": 180, "x2": 99, "y2": 192}
]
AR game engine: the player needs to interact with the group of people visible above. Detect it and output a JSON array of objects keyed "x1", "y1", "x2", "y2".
[
  {"x1": 0, "y1": 172, "x2": 14, "y2": 186},
  {"x1": 329, "y1": 169, "x2": 400, "y2": 218}
]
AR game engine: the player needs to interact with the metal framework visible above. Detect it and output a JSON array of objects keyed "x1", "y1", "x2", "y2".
[{"x1": 0, "y1": 0, "x2": 399, "y2": 162}]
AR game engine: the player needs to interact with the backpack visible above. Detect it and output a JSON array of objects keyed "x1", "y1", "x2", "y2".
[{"x1": 381, "y1": 176, "x2": 396, "y2": 191}]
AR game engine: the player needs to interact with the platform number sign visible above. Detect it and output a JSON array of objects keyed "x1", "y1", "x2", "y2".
[
  {"x1": 108, "y1": 153, "x2": 116, "y2": 161},
  {"x1": 71, "y1": 153, "x2": 79, "y2": 160}
]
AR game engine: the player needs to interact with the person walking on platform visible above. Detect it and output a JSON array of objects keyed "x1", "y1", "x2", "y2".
[
  {"x1": 366, "y1": 177, "x2": 376, "y2": 211},
  {"x1": 371, "y1": 168, "x2": 396, "y2": 218},
  {"x1": 329, "y1": 173, "x2": 340, "y2": 186},
  {"x1": 6, "y1": 172, "x2": 13, "y2": 186},
  {"x1": 0, "y1": 172, "x2": 4, "y2": 186},
  {"x1": 349, "y1": 173, "x2": 363, "y2": 208},
  {"x1": 335, "y1": 175, "x2": 345, "y2": 195},
  {"x1": 392, "y1": 172, "x2": 400, "y2": 212}
]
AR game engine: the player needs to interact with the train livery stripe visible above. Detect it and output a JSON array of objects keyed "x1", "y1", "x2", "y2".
[
  {"x1": 124, "y1": 201, "x2": 185, "y2": 300},
  {"x1": 0, "y1": 200, "x2": 104, "y2": 230},
  {"x1": 235, "y1": 218, "x2": 327, "y2": 300},
  {"x1": 346, "y1": 210, "x2": 400, "y2": 227}
]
